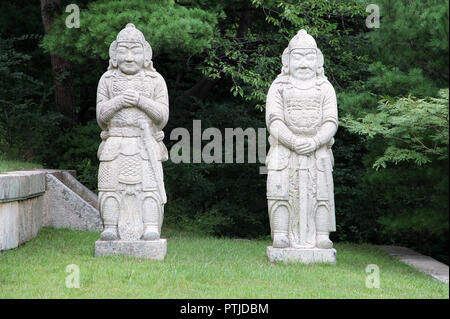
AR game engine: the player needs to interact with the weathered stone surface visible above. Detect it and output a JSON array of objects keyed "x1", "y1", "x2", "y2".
[
  {"x1": 95, "y1": 239, "x2": 167, "y2": 260},
  {"x1": 95, "y1": 23, "x2": 169, "y2": 253},
  {"x1": 0, "y1": 171, "x2": 45, "y2": 251},
  {"x1": 59, "y1": 171, "x2": 99, "y2": 210},
  {"x1": 0, "y1": 196, "x2": 43, "y2": 251},
  {"x1": 265, "y1": 29, "x2": 338, "y2": 263},
  {"x1": 18, "y1": 196, "x2": 43, "y2": 245},
  {"x1": 44, "y1": 174, "x2": 102, "y2": 231},
  {"x1": 0, "y1": 201, "x2": 19, "y2": 250},
  {"x1": 267, "y1": 246, "x2": 336, "y2": 264}
]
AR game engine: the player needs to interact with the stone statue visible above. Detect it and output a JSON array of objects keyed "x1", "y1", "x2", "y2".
[
  {"x1": 94, "y1": 23, "x2": 168, "y2": 259},
  {"x1": 265, "y1": 29, "x2": 338, "y2": 263}
]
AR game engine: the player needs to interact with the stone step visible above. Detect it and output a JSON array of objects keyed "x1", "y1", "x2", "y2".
[
  {"x1": 35, "y1": 169, "x2": 99, "y2": 210},
  {"x1": 44, "y1": 173, "x2": 102, "y2": 232}
]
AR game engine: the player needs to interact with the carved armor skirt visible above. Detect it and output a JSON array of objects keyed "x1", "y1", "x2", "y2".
[
  {"x1": 98, "y1": 135, "x2": 161, "y2": 240},
  {"x1": 98, "y1": 136, "x2": 158, "y2": 193}
]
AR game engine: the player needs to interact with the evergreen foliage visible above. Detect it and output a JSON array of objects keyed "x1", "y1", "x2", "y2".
[
  {"x1": 337, "y1": 0, "x2": 449, "y2": 260},
  {"x1": 0, "y1": 35, "x2": 63, "y2": 160},
  {"x1": 366, "y1": 0, "x2": 449, "y2": 87},
  {"x1": 41, "y1": 0, "x2": 217, "y2": 62}
]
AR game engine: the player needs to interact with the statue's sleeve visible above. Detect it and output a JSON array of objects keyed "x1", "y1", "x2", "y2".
[
  {"x1": 137, "y1": 74, "x2": 169, "y2": 129},
  {"x1": 96, "y1": 74, "x2": 122, "y2": 129},
  {"x1": 314, "y1": 82, "x2": 338, "y2": 147},
  {"x1": 266, "y1": 82, "x2": 297, "y2": 150}
]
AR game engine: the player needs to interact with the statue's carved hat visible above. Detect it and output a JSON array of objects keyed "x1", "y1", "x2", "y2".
[
  {"x1": 288, "y1": 29, "x2": 317, "y2": 51},
  {"x1": 116, "y1": 23, "x2": 146, "y2": 44},
  {"x1": 108, "y1": 23, "x2": 155, "y2": 71},
  {"x1": 279, "y1": 29, "x2": 326, "y2": 82}
]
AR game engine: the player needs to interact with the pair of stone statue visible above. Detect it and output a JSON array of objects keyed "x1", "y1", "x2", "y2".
[{"x1": 94, "y1": 24, "x2": 338, "y2": 263}]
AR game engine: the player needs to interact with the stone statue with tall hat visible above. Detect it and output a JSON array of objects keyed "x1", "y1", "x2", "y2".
[
  {"x1": 94, "y1": 23, "x2": 169, "y2": 260},
  {"x1": 265, "y1": 29, "x2": 338, "y2": 263}
]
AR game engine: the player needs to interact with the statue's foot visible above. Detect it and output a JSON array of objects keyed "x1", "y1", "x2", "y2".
[
  {"x1": 316, "y1": 234, "x2": 333, "y2": 249},
  {"x1": 100, "y1": 226, "x2": 118, "y2": 241},
  {"x1": 141, "y1": 228, "x2": 160, "y2": 241},
  {"x1": 273, "y1": 233, "x2": 289, "y2": 248}
]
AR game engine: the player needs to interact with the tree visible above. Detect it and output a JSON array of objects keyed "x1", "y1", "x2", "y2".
[
  {"x1": 201, "y1": 0, "x2": 369, "y2": 108},
  {"x1": 337, "y1": 0, "x2": 449, "y2": 260},
  {"x1": 40, "y1": 0, "x2": 76, "y2": 121},
  {"x1": 367, "y1": 0, "x2": 449, "y2": 87},
  {"x1": 343, "y1": 89, "x2": 449, "y2": 169}
]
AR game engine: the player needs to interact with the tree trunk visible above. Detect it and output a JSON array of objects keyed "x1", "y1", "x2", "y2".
[{"x1": 40, "y1": 0, "x2": 75, "y2": 121}]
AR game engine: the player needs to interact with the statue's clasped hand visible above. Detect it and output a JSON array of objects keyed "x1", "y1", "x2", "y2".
[
  {"x1": 294, "y1": 137, "x2": 317, "y2": 155},
  {"x1": 122, "y1": 89, "x2": 140, "y2": 107}
]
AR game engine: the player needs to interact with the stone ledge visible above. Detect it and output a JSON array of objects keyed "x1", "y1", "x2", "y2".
[
  {"x1": 95, "y1": 239, "x2": 167, "y2": 260},
  {"x1": 267, "y1": 246, "x2": 337, "y2": 264},
  {"x1": 0, "y1": 171, "x2": 45, "y2": 203}
]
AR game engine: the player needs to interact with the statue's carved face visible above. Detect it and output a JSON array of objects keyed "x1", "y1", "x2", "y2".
[
  {"x1": 116, "y1": 42, "x2": 144, "y2": 75},
  {"x1": 289, "y1": 48, "x2": 317, "y2": 80}
]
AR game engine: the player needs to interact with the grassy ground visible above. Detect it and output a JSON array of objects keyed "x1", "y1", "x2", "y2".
[
  {"x1": 0, "y1": 159, "x2": 43, "y2": 173},
  {"x1": 0, "y1": 227, "x2": 448, "y2": 298}
]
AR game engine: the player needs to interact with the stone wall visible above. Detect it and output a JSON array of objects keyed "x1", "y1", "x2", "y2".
[{"x1": 0, "y1": 170, "x2": 102, "y2": 252}]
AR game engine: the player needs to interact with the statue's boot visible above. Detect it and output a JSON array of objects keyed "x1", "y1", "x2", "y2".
[
  {"x1": 271, "y1": 203, "x2": 289, "y2": 248},
  {"x1": 273, "y1": 232, "x2": 289, "y2": 248},
  {"x1": 100, "y1": 225, "x2": 119, "y2": 241},
  {"x1": 100, "y1": 194, "x2": 120, "y2": 241},
  {"x1": 141, "y1": 225, "x2": 160, "y2": 240},
  {"x1": 316, "y1": 233, "x2": 333, "y2": 249},
  {"x1": 141, "y1": 195, "x2": 161, "y2": 240},
  {"x1": 315, "y1": 205, "x2": 333, "y2": 249}
]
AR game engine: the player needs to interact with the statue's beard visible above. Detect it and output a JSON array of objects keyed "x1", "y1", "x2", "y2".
[
  {"x1": 292, "y1": 68, "x2": 316, "y2": 80},
  {"x1": 118, "y1": 63, "x2": 141, "y2": 75}
]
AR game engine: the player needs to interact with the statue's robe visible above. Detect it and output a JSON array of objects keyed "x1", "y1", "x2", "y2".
[
  {"x1": 96, "y1": 69, "x2": 169, "y2": 240},
  {"x1": 266, "y1": 75, "x2": 337, "y2": 247}
]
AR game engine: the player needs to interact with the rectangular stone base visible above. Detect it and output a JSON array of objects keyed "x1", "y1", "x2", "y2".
[
  {"x1": 267, "y1": 246, "x2": 336, "y2": 264},
  {"x1": 95, "y1": 239, "x2": 167, "y2": 260}
]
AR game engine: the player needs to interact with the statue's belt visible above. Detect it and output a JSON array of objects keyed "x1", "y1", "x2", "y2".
[
  {"x1": 108, "y1": 126, "x2": 142, "y2": 137},
  {"x1": 287, "y1": 126, "x2": 318, "y2": 136}
]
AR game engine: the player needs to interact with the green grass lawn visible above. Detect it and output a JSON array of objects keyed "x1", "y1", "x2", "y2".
[
  {"x1": 0, "y1": 159, "x2": 43, "y2": 173},
  {"x1": 0, "y1": 227, "x2": 447, "y2": 298}
]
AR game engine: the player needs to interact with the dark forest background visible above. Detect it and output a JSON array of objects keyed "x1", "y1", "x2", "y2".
[{"x1": 0, "y1": 0, "x2": 448, "y2": 263}]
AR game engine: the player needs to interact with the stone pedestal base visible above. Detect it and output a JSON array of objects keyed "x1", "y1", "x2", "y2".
[
  {"x1": 267, "y1": 246, "x2": 336, "y2": 264},
  {"x1": 95, "y1": 239, "x2": 167, "y2": 260}
]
